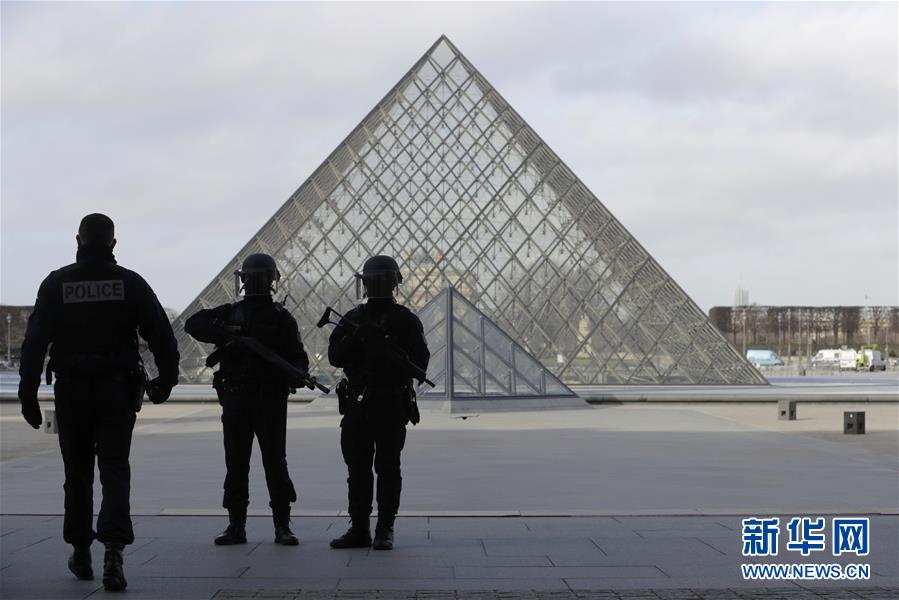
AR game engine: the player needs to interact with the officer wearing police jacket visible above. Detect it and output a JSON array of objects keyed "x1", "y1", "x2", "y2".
[{"x1": 18, "y1": 213, "x2": 179, "y2": 592}]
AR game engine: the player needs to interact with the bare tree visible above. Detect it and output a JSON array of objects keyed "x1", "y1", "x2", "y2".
[
  {"x1": 840, "y1": 306, "x2": 861, "y2": 345},
  {"x1": 830, "y1": 307, "x2": 842, "y2": 346},
  {"x1": 709, "y1": 307, "x2": 733, "y2": 339},
  {"x1": 871, "y1": 306, "x2": 891, "y2": 346},
  {"x1": 889, "y1": 308, "x2": 899, "y2": 356}
]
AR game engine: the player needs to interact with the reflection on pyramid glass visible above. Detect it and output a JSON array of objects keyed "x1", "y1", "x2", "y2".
[{"x1": 171, "y1": 36, "x2": 766, "y2": 386}]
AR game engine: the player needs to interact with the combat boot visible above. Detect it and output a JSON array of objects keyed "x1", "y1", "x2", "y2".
[
  {"x1": 372, "y1": 517, "x2": 394, "y2": 550},
  {"x1": 272, "y1": 505, "x2": 298, "y2": 545},
  {"x1": 102, "y1": 543, "x2": 126, "y2": 592},
  {"x1": 214, "y1": 509, "x2": 247, "y2": 545},
  {"x1": 67, "y1": 544, "x2": 93, "y2": 580},
  {"x1": 329, "y1": 517, "x2": 372, "y2": 549}
]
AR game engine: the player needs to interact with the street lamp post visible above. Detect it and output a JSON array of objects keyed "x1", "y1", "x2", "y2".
[
  {"x1": 864, "y1": 294, "x2": 871, "y2": 346},
  {"x1": 787, "y1": 308, "x2": 792, "y2": 366},
  {"x1": 741, "y1": 309, "x2": 747, "y2": 356},
  {"x1": 5, "y1": 314, "x2": 11, "y2": 365},
  {"x1": 777, "y1": 313, "x2": 783, "y2": 359}
]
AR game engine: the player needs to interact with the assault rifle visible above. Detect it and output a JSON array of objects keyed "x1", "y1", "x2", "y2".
[
  {"x1": 316, "y1": 306, "x2": 435, "y2": 388},
  {"x1": 206, "y1": 332, "x2": 330, "y2": 394}
]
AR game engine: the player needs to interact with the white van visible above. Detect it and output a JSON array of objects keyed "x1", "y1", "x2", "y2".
[
  {"x1": 859, "y1": 349, "x2": 887, "y2": 371},
  {"x1": 839, "y1": 350, "x2": 858, "y2": 370},
  {"x1": 840, "y1": 349, "x2": 887, "y2": 371},
  {"x1": 812, "y1": 349, "x2": 841, "y2": 368}
]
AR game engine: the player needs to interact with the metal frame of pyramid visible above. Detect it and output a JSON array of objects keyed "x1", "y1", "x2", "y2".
[
  {"x1": 170, "y1": 35, "x2": 767, "y2": 387},
  {"x1": 415, "y1": 286, "x2": 578, "y2": 401}
]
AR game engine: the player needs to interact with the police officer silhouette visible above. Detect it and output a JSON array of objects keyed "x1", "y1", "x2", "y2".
[
  {"x1": 327, "y1": 255, "x2": 429, "y2": 550},
  {"x1": 185, "y1": 253, "x2": 308, "y2": 546},
  {"x1": 18, "y1": 213, "x2": 179, "y2": 591}
]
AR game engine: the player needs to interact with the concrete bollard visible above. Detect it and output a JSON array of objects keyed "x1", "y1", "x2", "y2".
[
  {"x1": 778, "y1": 400, "x2": 796, "y2": 421},
  {"x1": 843, "y1": 411, "x2": 865, "y2": 435},
  {"x1": 42, "y1": 409, "x2": 58, "y2": 435}
]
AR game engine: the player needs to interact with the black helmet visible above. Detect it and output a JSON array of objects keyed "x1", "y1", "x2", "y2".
[
  {"x1": 357, "y1": 255, "x2": 402, "y2": 299},
  {"x1": 238, "y1": 253, "x2": 280, "y2": 296}
]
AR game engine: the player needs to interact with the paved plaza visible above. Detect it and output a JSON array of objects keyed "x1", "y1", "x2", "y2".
[{"x1": 1, "y1": 400, "x2": 897, "y2": 598}]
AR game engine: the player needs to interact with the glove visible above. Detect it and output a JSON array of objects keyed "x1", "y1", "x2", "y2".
[
  {"x1": 20, "y1": 397, "x2": 42, "y2": 429},
  {"x1": 289, "y1": 372, "x2": 314, "y2": 391},
  {"x1": 146, "y1": 378, "x2": 173, "y2": 404},
  {"x1": 18, "y1": 379, "x2": 42, "y2": 429}
]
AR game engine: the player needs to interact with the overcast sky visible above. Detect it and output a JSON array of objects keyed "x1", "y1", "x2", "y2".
[{"x1": 2, "y1": 2, "x2": 896, "y2": 313}]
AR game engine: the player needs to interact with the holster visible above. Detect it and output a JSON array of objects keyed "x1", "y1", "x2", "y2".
[
  {"x1": 406, "y1": 384, "x2": 421, "y2": 426},
  {"x1": 336, "y1": 378, "x2": 361, "y2": 415},
  {"x1": 127, "y1": 364, "x2": 149, "y2": 412},
  {"x1": 212, "y1": 371, "x2": 225, "y2": 405}
]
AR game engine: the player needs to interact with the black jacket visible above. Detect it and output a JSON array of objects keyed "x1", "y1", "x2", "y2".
[
  {"x1": 328, "y1": 298, "x2": 429, "y2": 388},
  {"x1": 184, "y1": 295, "x2": 309, "y2": 388},
  {"x1": 18, "y1": 245, "x2": 180, "y2": 398}
]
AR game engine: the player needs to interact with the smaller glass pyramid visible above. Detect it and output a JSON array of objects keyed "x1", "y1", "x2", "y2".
[{"x1": 416, "y1": 286, "x2": 577, "y2": 401}]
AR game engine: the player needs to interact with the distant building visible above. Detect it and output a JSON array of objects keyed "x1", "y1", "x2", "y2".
[
  {"x1": 0, "y1": 305, "x2": 33, "y2": 364},
  {"x1": 733, "y1": 286, "x2": 749, "y2": 307},
  {"x1": 708, "y1": 305, "x2": 899, "y2": 356}
]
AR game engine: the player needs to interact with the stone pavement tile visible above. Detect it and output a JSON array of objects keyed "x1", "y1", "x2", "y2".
[
  {"x1": 122, "y1": 577, "x2": 339, "y2": 599},
  {"x1": 132, "y1": 555, "x2": 250, "y2": 578},
  {"x1": 614, "y1": 516, "x2": 728, "y2": 526},
  {"x1": 2, "y1": 538, "x2": 102, "y2": 575},
  {"x1": 381, "y1": 530, "x2": 432, "y2": 543},
  {"x1": 342, "y1": 564, "x2": 457, "y2": 579},
  {"x1": 287, "y1": 517, "x2": 345, "y2": 533},
  {"x1": 693, "y1": 537, "x2": 735, "y2": 556},
  {"x1": 567, "y1": 579, "x2": 801, "y2": 591},
  {"x1": 396, "y1": 517, "x2": 435, "y2": 527},
  {"x1": 455, "y1": 566, "x2": 665, "y2": 579},
  {"x1": 592, "y1": 538, "x2": 731, "y2": 560},
  {"x1": 130, "y1": 516, "x2": 345, "y2": 545},
  {"x1": 333, "y1": 578, "x2": 571, "y2": 590},
  {"x1": 242, "y1": 562, "x2": 453, "y2": 580},
  {"x1": 427, "y1": 518, "x2": 530, "y2": 533},
  {"x1": 798, "y1": 577, "x2": 899, "y2": 589},
  {"x1": 0, "y1": 574, "x2": 101, "y2": 600},
  {"x1": 851, "y1": 590, "x2": 899, "y2": 599},
  {"x1": 652, "y1": 564, "x2": 752, "y2": 582},
  {"x1": 522, "y1": 518, "x2": 641, "y2": 537},
  {"x1": 347, "y1": 555, "x2": 456, "y2": 568},
  {"x1": 358, "y1": 555, "x2": 558, "y2": 568},
  {"x1": 633, "y1": 526, "x2": 735, "y2": 539},
  {"x1": 245, "y1": 544, "x2": 356, "y2": 567},
  {"x1": 0, "y1": 527, "x2": 55, "y2": 554},
  {"x1": 483, "y1": 538, "x2": 599, "y2": 556},
  {"x1": 385, "y1": 539, "x2": 487, "y2": 557}
]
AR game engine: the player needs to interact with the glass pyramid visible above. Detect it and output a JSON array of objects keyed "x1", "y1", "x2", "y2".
[
  {"x1": 171, "y1": 35, "x2": 766, "y2": 386},
  {"x1": 416, "y1": 286, "x2": 577, "y2": 400}
]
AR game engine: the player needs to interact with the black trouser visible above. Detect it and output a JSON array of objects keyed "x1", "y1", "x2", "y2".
[
  {"x1": 54, "y1": 376, "x2": 137, "y2": 547},
  {"x1": 220, "y1": 382, "x2": 296, "y2": 511},
  {"x1": 340, "y1": 388, "x2": 407, "y2": 522}
]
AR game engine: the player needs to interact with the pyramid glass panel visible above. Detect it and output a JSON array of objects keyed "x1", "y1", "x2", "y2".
[
  {"x1": 416, "y1": 287, "x2": 577, "y2": 401},
  {"x1": 169, "y1": 36, "x2": 766, "y2": 387}
]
